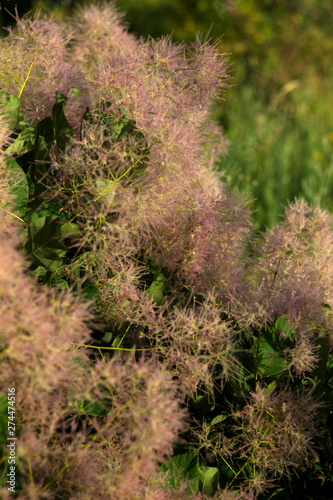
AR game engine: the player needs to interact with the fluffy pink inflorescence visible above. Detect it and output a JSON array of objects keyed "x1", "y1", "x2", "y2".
[
  {"x1": 69, "y1": 0, "x2": 137, "y2": 72},
  {"x1": 0, "y1": 9, "x2": 92, "y2": 133}
]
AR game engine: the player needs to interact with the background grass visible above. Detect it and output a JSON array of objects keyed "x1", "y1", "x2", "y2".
[{"x1": 2, "y1": 0, "x2": 333, "y2": 230}]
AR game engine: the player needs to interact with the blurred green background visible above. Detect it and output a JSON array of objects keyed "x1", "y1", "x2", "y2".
[{"x1": 2, "y1": 0, "x2": 333, "y2": 230}]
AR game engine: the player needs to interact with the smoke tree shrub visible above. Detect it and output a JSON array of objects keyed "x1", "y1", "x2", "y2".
[{"x1": 0, "y1": 2, "x2": 332, "y2": 498}]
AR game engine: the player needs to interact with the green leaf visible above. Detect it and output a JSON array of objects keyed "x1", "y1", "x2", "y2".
[
  {"x1": 0, "y1": 394, "x2": 8, "y2": 446},
  {"x1": 82, "y1": 284, "x2": 99, "y2": 301},
  {"x1": 26, "y1": 215, "x2": 67, "y2": 272},
  {"x1": 254, "y1": 329, "x2": 288, "y2": 378},
  {"x1": 73, "y1": 382, "x2": 113, "y2": 417},
  {"x1": 4, "y1": 157, "x2": 29, "y2": 218},
  {"x1": 27, "y1": 134, "x2": 49, "y2": 196},
  {"x1": 96, "y1": 104, "x2": 133, "y2": 141},
  {"x1": 146, "y1": 271, "x2": 166, "y2": 305},
  {"x1": 52, "y1": 91, "x2": 75, "y2": 152},
  {"x1": 27, "y1": 202, "x2": 66, "y2": 221},
  {"x1": 16, "y1": 110, "x2": 31, "y2": 131},
  {"x1": 49, "y1": 272, "x2": 69, "y2": 290},
  {"x1": 61, "y1": 221, "x2": 80, "y2": 239},
  {"x1": 230, "y1": 358, "x2": 251, "y2": 393},
  {"x1": 6, "y1": 126, "x2": 36, "y2": 156},
  {"x1": 198, "y1": 465, "x2": 219, "y2": 496},
  {"x1": 265, "y1": 379, "x2": 278, "y2": 393},
  {"x1": 217, "y1": 455, "x2": 236, "y2": 487},
  {"x1": 70, "y1": 250, "x2": 95, "y2": 274},
  {"x1": 210, "y1": 413, "x2": 228, "y2": 427},
  {"x1": 35, "y1": 116, "x2": 55, "y2": 149},
  {"x1": 70, "y1": 87, "x2": 81, "y2": 97},
  {"x1": 102, "y1": 331, "x2": 113, "y2": 344},
  {"x1": 158, "y1": 451, "x2": 200, "y2": 493},
  {"x1": 267, "y1": 488, "x2": 290, "y2": 500},
  {"x1": 273, "y1": 315, "x2": 296, "y2": 340},
  {"x1": 191, "y1": 390, "x2": 215, "y2": 416},
  {"x1": 111, "y1": 334, "x2": 124, "y2": 347},
  {"x1": 327, "y1": 354, "x2": 333, "y2": 379},
  {"x1": 0, "y1": 92, "x2": 20, "y2": 129},
  {"x1": 78, "y1": 400, "x2": 109, "y2": 417},
  {"x1": 28, "y1": 265, "x2": 48, "y2": 284}
]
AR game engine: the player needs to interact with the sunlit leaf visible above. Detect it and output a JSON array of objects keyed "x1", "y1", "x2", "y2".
[{"x1": 4, "y1": 157, "x2": 29, "y2": 218}]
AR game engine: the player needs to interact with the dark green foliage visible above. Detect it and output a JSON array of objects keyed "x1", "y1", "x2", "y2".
[
  {"x1": 52, "y1": 91, "x2": 75, "y2": 153},
  {"x1": 26, "y1": 215, "x2": 67, "y2": 272},
  {"x1": 4, "y1": 157, "x2": 29, "y2": 218}
]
